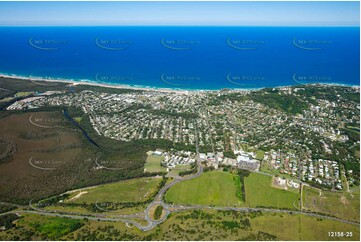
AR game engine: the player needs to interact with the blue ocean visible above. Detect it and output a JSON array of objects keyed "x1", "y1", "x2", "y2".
[{"x1": 0, "y1": 26, "x2": 359, "y2": 90}]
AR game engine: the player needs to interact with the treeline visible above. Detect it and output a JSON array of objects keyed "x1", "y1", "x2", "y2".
[
  {"x1": 297, "y1": 85, "x2": 360, "y2": 103},
  {"x1": 203, "y1": 166, "x2": 215, "y2": 172},
  {"x1": 241, "y1": 231, "x2": 278, "y2": 241},
  {"x1": 223, "y1": 150, "x2": 236, "y2": 159},
  {"x1": 341, "y1": 127, "x2": 359, "y2": 143},
  {"x1": 74, "y1": 225, "x2": 142, "y2": 241},
  {"x1": 0, "y1": 77, "x2": 70, "y2": 93},
  {"x1": 237, "y1": 170, "x2": 250, "y2": 203},
  {"x1": 0, "y1": 214, "x2": 18, "y2": 230},
  {"x1": 0, "y1": 204, "x2": 17, "y2": 213},
  {"x1": 249, "y1": 89, "x2": 309, "y2": 114},
  {"x1": 153, "y1": 205, "x2": 163, "y2": 220}
]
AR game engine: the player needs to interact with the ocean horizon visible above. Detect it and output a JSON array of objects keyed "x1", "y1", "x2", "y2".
[{"x1": 0, "y1": 26, "x2": 359, "y2": 90}]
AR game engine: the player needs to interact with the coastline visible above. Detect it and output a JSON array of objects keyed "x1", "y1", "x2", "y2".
[
  {"x1": 0, "y1": 73, "x2": 359, "y2": 93},
  {"x1": 0, "y1": 73, "x2": 263, "y2": 93},
  {"x1": 0, "y1": 73, "x2": 193, "y2": 94}
]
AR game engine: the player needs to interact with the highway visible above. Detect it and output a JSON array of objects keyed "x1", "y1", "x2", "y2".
[{"x1": 1, "y1": 145, "x2": 359, "y2": 232}]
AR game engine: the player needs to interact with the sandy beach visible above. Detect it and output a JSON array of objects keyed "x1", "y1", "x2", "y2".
[
  {"x1": 0, "y1": 73, "x2": 194, "y2": 94},
  {"x1": 1, "y1": 73, "x2": 356, "y2": 94}
]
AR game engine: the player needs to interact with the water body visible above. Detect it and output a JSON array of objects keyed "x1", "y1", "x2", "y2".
[
  {"x1": 0, "y1": 26, "x2": 359, "y2": 90},
  {"x1": 62, "y1": 109, "x2": 99, "y2": 147}
]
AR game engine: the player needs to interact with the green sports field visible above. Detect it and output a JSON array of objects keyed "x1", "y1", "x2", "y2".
[
  {"x1": 144, "y1": 154, "x2": 167, "y2": 173},
  {"x1": 244, "y1": 173, "x2": 300, "y2": 209},
  {"x1": 165, "y1": 171, "x2": 242, "y2": 206},
  {"x1": 67, "y1": 177, "x2": 161, "y2": 204}
]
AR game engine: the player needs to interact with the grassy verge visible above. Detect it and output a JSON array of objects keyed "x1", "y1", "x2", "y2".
[
  {"x1": 302, "y1": 185, "x2": 360, "y2": 222},
  {"x1": 165, "y1": 171, "x2": 242, "y2": 206}
]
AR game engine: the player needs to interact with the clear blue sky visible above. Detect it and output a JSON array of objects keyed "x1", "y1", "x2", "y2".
[{"x1": 0, "y1": 1, "x2": 359, "y2": 26}]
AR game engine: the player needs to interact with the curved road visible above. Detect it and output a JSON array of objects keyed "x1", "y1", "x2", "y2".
[{"x1": 1, "y1": 151, "x2": 359, "y2": 231}]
